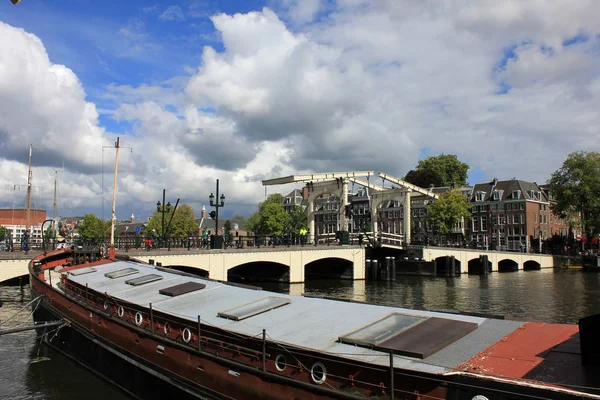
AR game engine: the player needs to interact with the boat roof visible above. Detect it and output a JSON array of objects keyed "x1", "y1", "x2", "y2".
[{"x1": 66, "y1": 260, "x2": 527, "y2": 376}]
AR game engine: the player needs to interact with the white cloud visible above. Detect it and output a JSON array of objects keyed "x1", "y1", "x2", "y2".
[
  {"x1": 160, "y1": 5, "x2": 185, "y2": 21},
  {"x1": 0, "y1": 22, "x2": 111, "y2": 173}
]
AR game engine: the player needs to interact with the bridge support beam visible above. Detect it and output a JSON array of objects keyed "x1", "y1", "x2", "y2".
[{"x1": 404, "y1": 189, "x2": 411, "y2": 245}]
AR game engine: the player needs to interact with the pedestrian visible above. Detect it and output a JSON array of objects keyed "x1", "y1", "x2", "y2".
[{"x1": 21, "y1": 230, "x2": 30, "y2": 254}]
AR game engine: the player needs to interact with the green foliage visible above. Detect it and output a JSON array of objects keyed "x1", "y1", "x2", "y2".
[
  {"x1": 246, "y1": 194, "x2": 305, "y2": 236},
  {"x1": 288, "y1": 205, "x2": 307, "y2": 233},
  {"x1": 0, "y1": 225, "x2": 7, "y2": 242},
  {"x1": 44, "y1": 225, "x2": 55, "y2": 243},
  {"x1": 404, "y1": 168, "x2": 441, "y2": 188},
  {"x1": 427, "y1": 189, "x2": 471, "y2": 235},
  {"x1": 406, "y1": 154, "x2": 469, "y2": 188},
  {"x1": 223, "y1": 220, "x2": 234, "y2": 244},
  {"x1": 146, "y1": 204, "x2": 196, "y2": 239},
  {"x1": 549, "y1": 151, "x2": 600, "y2": 239},
  {"x1": 78, "y1": 214, "x2": 111, "y2": 242}
]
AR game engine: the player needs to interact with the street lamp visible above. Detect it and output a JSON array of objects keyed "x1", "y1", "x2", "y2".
[
  {"x1": 209, "y1": 179, "x2": 225, "y2": 249},
  {"x1": 156, "y1": 189, "x2": 172, "y2": 243}
]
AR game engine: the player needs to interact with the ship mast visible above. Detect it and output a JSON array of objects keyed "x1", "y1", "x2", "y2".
[
  {"x1": 25, "y1": 144, "x2": 32, "y2": 232},
  {"x1": 53, "y1": 169, "x2": 58, "y2": 238},
  {"x1": 110, "y1": 137, "x2": 121, "y2": 248}
]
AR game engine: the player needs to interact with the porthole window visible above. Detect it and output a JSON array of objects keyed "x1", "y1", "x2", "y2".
[
  {"x1": 164, "y1": 322, "x2": 171, "y2": 335},
  {"x1": 310, "y1": 362, "x2": 326, "y2": 384},
  {"x1": 183, "y1": 328, "x2": 192, "y2": 343},
  {"x1": 275, "y1": 354, "x2": 287, "y2": 372},
  {"x1": 117, "y1": 306, "x2": 124, "y2": 318},
  {"x1": 103, "y1": 301, "x2": 109, "y2": 311},
  {"x1": 135, "y1": 312, "x2": 144, "y2": 326}
]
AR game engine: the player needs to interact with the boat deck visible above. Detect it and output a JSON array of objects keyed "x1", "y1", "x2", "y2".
[{"x1": 63, "y1": 260, "x2": 524, "y2": 376}]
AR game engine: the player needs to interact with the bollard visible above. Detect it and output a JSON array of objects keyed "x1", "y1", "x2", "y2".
[
  {"x1": 365, "y1": 259, "x2": 372, "y2": 280},
  {"x1": 156, "y1": 262, "x2": 162, "y2": 267},
  {"x1": 384, "y1": 257, "x2": 391, "y2": 281},
  {"x1": 449, "y1": 256, "x2": 456, "y2": 277},
  {"x1": 390, "y1": 257, "x2": 396, "y2": 281},
  {"x1": 373, "y1": 260, "x2": 379, "y2": 281},
  {"x1": 149, "y1": 259, "x2": 154, "y2": 265}
]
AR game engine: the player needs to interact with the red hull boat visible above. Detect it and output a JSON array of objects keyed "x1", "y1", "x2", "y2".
[{"x1": 29, "y1": 247, "x2": 600, "y2": 399}]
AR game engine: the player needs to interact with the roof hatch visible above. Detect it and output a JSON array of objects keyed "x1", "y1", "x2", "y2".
[
  {"x1": 105, "y1": 267, "x2": 139, "y2": 279},
  {"x1": 339, "y1": 313, "x2": 478, "y2": 359},
  {"x1": 218, "y1": 297, "x2": 290, "y2": 321},
  {"x1": 125, "y1": 274, "x2": 163, "y2": 286},
  {"x1": 159, "y1": 281, "x2": 206, "y2": 297}
]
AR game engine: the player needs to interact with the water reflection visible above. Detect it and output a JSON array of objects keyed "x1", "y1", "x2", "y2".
[{"x1": 262, "y1": 269, "x2": 600, "y2": 324}]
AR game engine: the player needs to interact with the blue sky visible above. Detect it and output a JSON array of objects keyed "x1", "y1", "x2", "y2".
[{"x1": 1, "y1": 0, "x2": 262, "y2": 133}]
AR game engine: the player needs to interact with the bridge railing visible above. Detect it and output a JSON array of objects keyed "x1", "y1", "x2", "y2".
[{"x1": 64, "y1": 233, "x2": 367, "y2": 252}]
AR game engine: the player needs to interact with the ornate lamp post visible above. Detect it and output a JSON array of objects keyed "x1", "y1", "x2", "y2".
[
  {"x1": 156, "y1": 189, "x2": 172, "y2": 243},
  {"x1": 209, "y1": 179, "x2": 225, "y2": 248}
]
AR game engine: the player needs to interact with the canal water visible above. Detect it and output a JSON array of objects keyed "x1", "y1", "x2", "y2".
[{"x1": 1, "y1": 268, "x2": 599, "y2": 399}]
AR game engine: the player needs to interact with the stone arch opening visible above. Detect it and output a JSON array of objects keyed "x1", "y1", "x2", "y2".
[
  {"x1": 498, "y1": 259, "x2": 519, "y2": 272},
  {"x1": 435, "y1": 256, "x2": 461, "y2": 276},
  {"x1": 227, "y1": 262, "x2": 290, "y2": 283},
  {"x1": 523, "y1": 260, "x2": 541, "y2": 271},
  {"x1": 164, "y1": 265, "x2": 209, "y2": 278},
  {"x1": 467, "y1": 257, "x2": 492, "y2": 275},
  {"x1": 305, "y1": 257, "x2": 353, "y2": 280}
]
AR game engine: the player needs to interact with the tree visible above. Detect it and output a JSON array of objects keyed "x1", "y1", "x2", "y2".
[
  {"x1": 78, "y1": 214, "x2": 111, "y2": 242},
  {"x1": 246, "y1": 194, "x2": 291, "y2": 236},
  {"x1": 404, "y1": 168, "x2": 441, "y2": 188},
  {"x1": 427, "y1": 189, "x2": 471, "y2": 235},
  {"x1": 405, "y1": 154, "x2": 469, "y2": 188},
  {"x1": 0, "y1": 225, "x2": 7, "y2": 242},
  {"x1": 223, "y1": 220, "x2": 234, "y2": 244},
  {"x1": 146, "y1": 204, "x2": 196, "y2": 240},
  {"x1": 549, "y1": 151, "x2": 600, "y2": 246},
  {"x1": 288, "y1": 205, "x2": 307, "y2": 233}
]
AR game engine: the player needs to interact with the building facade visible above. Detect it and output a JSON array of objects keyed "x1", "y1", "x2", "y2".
[
  {"x1": 469, "y1": 179, "x2": 569, "y2": 251},
  {"x1": 0, "y1": 208, "x2": 48, "y2": 247}
]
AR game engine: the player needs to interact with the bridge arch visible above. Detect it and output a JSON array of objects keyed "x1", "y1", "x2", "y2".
[
  {"x1": 523, "y1": 260, "x2": 541, "y2": 271},
  {"x1": 435, "y1": 256, "x2": 461, "y2": 276},
  {"x1": 227, "y1": 261, "x2": 290, "y2": 283},
  {"x1": 163, "y1": 265, "x2": 209, "y2": 278},
  {"x1": 305, "y1": 257, "x2": 353, "y2": 280},
  {"x1": 467, "y1": 257, "x2": 491, "y2": 275},
  {"x1": 498, "y1": 258, "x2": 519, "y2": 272}
]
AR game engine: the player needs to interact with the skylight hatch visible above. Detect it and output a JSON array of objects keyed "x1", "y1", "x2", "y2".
[
  {"x1": 218, "y1": 297, "x2": 290, "y2": 321},
  {"x1": 339, "y1": 313, "x2": 478, "y2": 359},
  {"x1": 125, "y1": 274, "x2": 163, "y2": 286},
  {"x1": 105, "y1": 267, "x2": 139, "y2": 279}
]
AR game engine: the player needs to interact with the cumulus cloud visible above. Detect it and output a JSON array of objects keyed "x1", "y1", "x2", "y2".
[{"x1": 0, "y1": 22, "x2": 111, "y2": 173}]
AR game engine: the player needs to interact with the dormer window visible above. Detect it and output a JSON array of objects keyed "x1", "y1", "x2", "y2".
[
  {"x1": 492, "y1": 190, "x2": 500, "y2": 200},
  {"x1": 512, "y1": 190, "x2": 521, "y2": 199},
  {"x1": 475, "y1": 192, "x2": 485, "y2": 202}
]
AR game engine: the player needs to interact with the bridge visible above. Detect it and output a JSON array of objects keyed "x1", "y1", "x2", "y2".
[
  {"x1": 0, "y1": 246, "x2": 366, "y2": 284},
  {"x1": 129, "y1": 246, "x2": 365, "y2": 283},
  {"x1": 263, "y1": 171, "x2": 439, "y2": 245},
  {"x1": 419, "y1": 246, "x2": 555, "y2": 274}
]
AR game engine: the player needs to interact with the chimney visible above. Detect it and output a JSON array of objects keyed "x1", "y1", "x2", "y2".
[
  {"x1": 130, "y1": 213, "x2": 135, "y2": 223},
  {"x1": 201, "y1": 205, "x2": 206, "y2": 219}
]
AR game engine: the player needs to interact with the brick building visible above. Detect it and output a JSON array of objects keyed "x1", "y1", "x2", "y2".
[
  {"x1": 0, "y1": 208, "x2": 48, "y2": 246},
  {"x1": 469, "y1": 179, "x2": 569, "y2": 251}
]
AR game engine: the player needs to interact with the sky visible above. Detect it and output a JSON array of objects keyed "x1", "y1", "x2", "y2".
[{"x1": 0, "y1": 0, "x2": 599, "y2": 221}]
